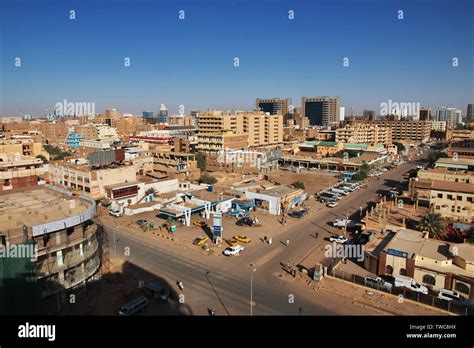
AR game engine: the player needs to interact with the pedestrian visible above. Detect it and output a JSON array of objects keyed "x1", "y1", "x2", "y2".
[
  {"x1": 315, "y1": 232, "x2": 319, "y2": 239},
  {"x1": 286, "y1": 239, "x2": 290, "y2": 246},
  {"x1": 264, "y1": 236, "x2": 267, "y2": 243},
  {"x1": 268, "y1": 237, "x2": 272, "y2": 245}
]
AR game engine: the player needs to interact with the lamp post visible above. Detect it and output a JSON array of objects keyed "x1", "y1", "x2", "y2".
[{"x1": 250, "y1": 268, "x2": 256, "y2": 316}]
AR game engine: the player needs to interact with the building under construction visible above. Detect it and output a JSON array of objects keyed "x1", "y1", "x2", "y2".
[{"x1": 0, "y1": 185, "x2": 102, "y2": 314}]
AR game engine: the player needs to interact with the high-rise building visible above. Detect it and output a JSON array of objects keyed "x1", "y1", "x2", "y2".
[
  {"x1": 301, "y1": 96, "x2": 340, "y2": 126},
  {"x1": 363, "y1": 109, "x2": 375, "y2": 121},
  {"x1": 256, "y1": 98, "x2": 291, "y2": 124},
  {"x1": 419, "y1": 107, "x2": 431, "y2": 121},
  {"x1": 157, "y1": 104, "x2": 169, "y2": 124},
  {"x1": 437, "y1": 108, "x2": 462, "y2": 128},
  {"x1": 467, "y1": 104, "x2": 474, "y2": 122}
]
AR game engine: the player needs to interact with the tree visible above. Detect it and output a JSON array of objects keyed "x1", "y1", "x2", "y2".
[
  {"x1": 352, "y1": 171, "x2": 367, "y2": 181},
  {"x1": 360, "y1": 161, "x2": 370, "y2": 173},
  {"x1": 428, "y1": 151, "x2": 449, "y2": 164},
  {"x1": 198, "y1": 172, "x2": 217, "y2": 185},
  {"x1": 393, "y1": 142, "x2": 405, "y2": 154},
  {"x1": 36, "y1": 154, "x2": 48, "y2": 163},
  {"x1": 291, "y1": 181, "x2": 305, "y2": 190},
  {"x1": 145, "y1": 187, "x2": 157, "y2": 196},
  {"x1": 416, "y1": 212, "x2": 445, "y2": 239},
  {"x1": 195, "y1": 152, "x2": 206, "y2": 171}
]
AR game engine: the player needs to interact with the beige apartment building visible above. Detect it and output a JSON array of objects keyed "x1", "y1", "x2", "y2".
[
  {"x1": 0, "y1": 136, "x2": 50, "y2": 159},
  {"x1": 1, "y1": 121, "x2": 69, "y2": 143},
  {"x1": 48, "y1": 161, "x2": 137, "y2": 200},
  {"x1": 74, "y1": 124, "x2": 119, "y2": 141},
  {"x1": 408, "y1": 179, "x2": 474, "y2": 223},
  {"x1": 197, "y1": 132, "x2": 249, "y2": 154},
  {"x1": 197, "y1": 110, "x2": 283, "y2": 152},
  {"x1": 152, "y1": 151, "x2": 200, "y2": 180},
  {"x1": 167, "y1": 115, "x2": 195, "y2": 127},
  {"x1": 346, "y1": 120, "x2": 431, "y2": 143},
  {"x1": 335, "y1": 124, "x2": 392, "y2": 145},
  {"x1": 417, "y1": 167, "x2": 473, "y2": 184},
  {"x1": 0, "y1": 153, "x2": 45, "y2": 192}
]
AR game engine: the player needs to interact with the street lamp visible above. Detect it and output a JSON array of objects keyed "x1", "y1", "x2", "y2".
[{"x1": 250, "y1": 268, "x2": 256, "y2": 316}]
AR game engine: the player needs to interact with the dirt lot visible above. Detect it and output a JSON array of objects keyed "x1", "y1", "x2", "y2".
[{"x1": 267, "y1": 170, "x2": 338, "y2": 195}]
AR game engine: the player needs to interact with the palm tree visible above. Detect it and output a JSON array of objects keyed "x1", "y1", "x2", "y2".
[
  {"x1": 145, "y1": 187, "x2": 157, "y2": 196},
  {"x1": 416, "y1": 212, "x2": 445, "y2": 239}
]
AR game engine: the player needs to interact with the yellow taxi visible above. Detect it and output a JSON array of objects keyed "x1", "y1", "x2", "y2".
[
  {"x1": 233, "y1": 235, "x2": 252, "y2": 244},
  {"x1": 193, "y1": 220, "x2": 207, "y2": 228},
  {"x1": 193, "y1": 236, "x2": 208, "y2": 246}
]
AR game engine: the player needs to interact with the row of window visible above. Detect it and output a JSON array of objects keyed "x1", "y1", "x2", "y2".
[{"x1": 435, "y1": 193, "x2": 473, "y2": 203}]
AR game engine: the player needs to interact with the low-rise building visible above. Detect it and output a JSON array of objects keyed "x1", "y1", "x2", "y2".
[
  {"x1": 0, "y1": 154, "x2": 45, "y2": 192},
  {"x1": 408, "y1": 179, "x2": 474, "y2": 223},
  {"x1": 152, "y1": 151, "x2": 200, "y2": 180},
  {"x1": 365, "y1": 229, "x2": 474, "y2": 300},
  {"x1": 336, "y1": 124, "x2": 392, "y2": 145},
  {"x1": 0, "y1": 135, "x2": 50, "y2": 159}
]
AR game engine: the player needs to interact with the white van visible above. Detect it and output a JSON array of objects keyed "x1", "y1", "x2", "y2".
[
  {"x1": 331, "y1": 188, "x2": 349, "y2": 196},
  {"x1": 394, "y1": 275, "x2": 428, "y2": 294},
  {"x1": 119, "y1": 296, "x2": 148, "y2": 316}
]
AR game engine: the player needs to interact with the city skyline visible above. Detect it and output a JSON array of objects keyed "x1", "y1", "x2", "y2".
[{"x1": 1, "y1": 0, "x2": 473, "y2": 116}]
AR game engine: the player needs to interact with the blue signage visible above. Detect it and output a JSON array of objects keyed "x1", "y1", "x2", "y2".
[{"x1": 387, "y1": 248, "x2": 408, "y2": 258}]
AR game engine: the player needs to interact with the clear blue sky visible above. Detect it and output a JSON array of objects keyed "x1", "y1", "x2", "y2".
[{"x1": 1, "y1": 0, "x2": 473, "y2": 116}]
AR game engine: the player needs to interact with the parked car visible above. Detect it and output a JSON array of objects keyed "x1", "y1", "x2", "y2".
[
  {"x1": 135, "y1": 219, "x2": 148, "y2": 226},
  {"x1": 193, "y1": 236, "x2": 208, "y2": 246},
  {"x1": 329, "y1": 235, "x2": 348, "y2": 244},
  {"x1": 193, "y1": 220, "x2": 207, "y2": 228},
  {"x1": 437, "y1": 289, "x2": 465, "y2": 303},
  {"x1": 332, "y1": 219, "x2": 353, "y2": 228},
  {"x1": 119, "y1": 296, "x2": 148, "y2": 316},
  {"x1": 142, "y1": 283, "x2": 171, "y2": 301},
  {"x1": 236, "y1": 217, "x2": 254, "y2": 226},
  {"x1": 364, "y1": 276, "x2": 393, "y2": 291},
  {"x1": 288, "y1": 210, "x2": 306, "y2": 219},
  {"x1": 109, "y1": 209, "x2": 123, "y2": 217},
  {"x1": 233, "y1": 235, "x2": 252, "y2": 243},
  {"x1": 327, "y1": 201, "x2": 338, "y2": 208},
  {"x1": 223, "y1": 245, "x2": 244, "y2": 256}
]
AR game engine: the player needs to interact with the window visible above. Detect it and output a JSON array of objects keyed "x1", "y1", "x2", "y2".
[
  {"x1": 437, "y1": 193, "x2": 443, "y2": 199},
  {"x1": 457, "y1": 196, "x2": 462, "y2": 201},
  {"x1": 447, "y1": 194, "x2": 453, "y2": 200},
  {"x1": 455, "y1": 282, "x2": 470, "y2": 295},
  {"x1": 399, "y1": 268, "x2": 407, "y2": 276},
  {"x1": 422, "y1": 274, "x2": 436, "y2": 285},
  {"x1": 386, "y1": 265, "x2": 393, "y2": 275}
]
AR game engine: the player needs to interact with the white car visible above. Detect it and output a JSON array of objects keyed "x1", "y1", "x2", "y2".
[
  {"x1": 437, "y1": 289, "x2": 465, "y2": 302},
  {"x1": 329, "y1": 235, "x2": 348, "y2": 244},
  {"x1": 332, "y1": 219, "x2": 353, "y2": 228},
  {"x1": 223, "y1": 245, "x2": 244, "y2": 256},
  {"x1": 109, "y1": 210, "x2": 123, "y2": 217},
  {"x1": 327, "y1": 202, "x2": 338, "y2": 208}
]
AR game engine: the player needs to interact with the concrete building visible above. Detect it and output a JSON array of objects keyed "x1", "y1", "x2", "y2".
[
  {"x1": 431, "y1": 121, "x2": 447, "y2": 132},
  {"x1": 206, "y1": 148, "x2": 281, "y2": 174},
  {"x1": 167, "y1": 115, "x2": 195, "y2": 127},
  {"x1": 96, "y1": 108, "x2": 121, "y2": 126},
  {"x1": 65, "y1": 132, "x2": 86, "y2": 148},
  {"x1": 347, "y1": 120, "x2": 431, "y2": 143},
  {"x1": 437, "y1": 108, "x2": 462, "y2": 128},
  {"x1": 363, "y1": 109, "x2": 375, "y2": 121},
  {"x1": 446, "y1": 129, "x2": 474, "y2": 142},
  {"x1": 301, "y1": 96, "x2": 340, "y2": 126},
  {"x1": 0, "y1": 154, "x2": 46, "y2": 192},
  {"x1": 468, "y1": 104, "x2": 474, "y2": 122},
  {"x1": 366, "y1": 229, "x2": 474, "y2": 300},
  {"x1": 196, "y1": 132, "x2": 249, "y2": 154},
  {"x1": 0, "y1": 135, "x2": 50, "y2": 159},
  {"x1": 152, "y1": 151, "x2": 200, "y2": 180},
  {"x1": 447, "y1": 139, "x2": 474, "y2": 159},
  {"x1": 0, "y1": 186, "x2": 100, "y2": 298},
  {"x1": 74, "y1": 124, "x2": 119, "y2": 142},
  {"x1": 48, "y1": 161, "x2": 137, "y2": 200},
  {"x1": 335, "y1": 124, "x2": 392, "y2": 145},
  {"x1": 196, "y1": 110, "x2": 283, "y2": 151},
  {"x1": 408, "y1": 179, "x2": 474, "y2": 223},
  {"x1": 419, "y1": 107, "x2": 431, "y2": 121},
  {"x1": 256, "y1": 98, "x2": 292, "y2": 124}
]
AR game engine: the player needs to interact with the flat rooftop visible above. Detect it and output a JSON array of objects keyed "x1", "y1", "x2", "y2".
[{"x1": 0, "y1": 188, "x2": 91, "y2": 234}]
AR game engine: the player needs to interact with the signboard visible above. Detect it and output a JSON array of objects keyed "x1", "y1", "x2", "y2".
[
  {"x1": 212, "y1": 213, "x2": 223, "y2": 243},
  {"x1": 387, "y1": 248, "x2": 408, "y2": 258}
]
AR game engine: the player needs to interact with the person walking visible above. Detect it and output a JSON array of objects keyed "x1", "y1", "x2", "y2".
[
  {"x1": 286, "y1": 239, "x2": 290, "y2": 246},
  {"x1": 315, "y1": 232, "x2": 319, "y2": 239}
]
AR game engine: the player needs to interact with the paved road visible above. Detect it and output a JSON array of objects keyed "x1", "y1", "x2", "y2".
[{"x1": 101, "y1": 153, "x2": 427, "y2": 316}]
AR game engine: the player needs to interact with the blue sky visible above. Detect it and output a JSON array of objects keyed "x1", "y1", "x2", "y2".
[{"x1": 1, "y1": 0, "x2": 473, "y2": 116}]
